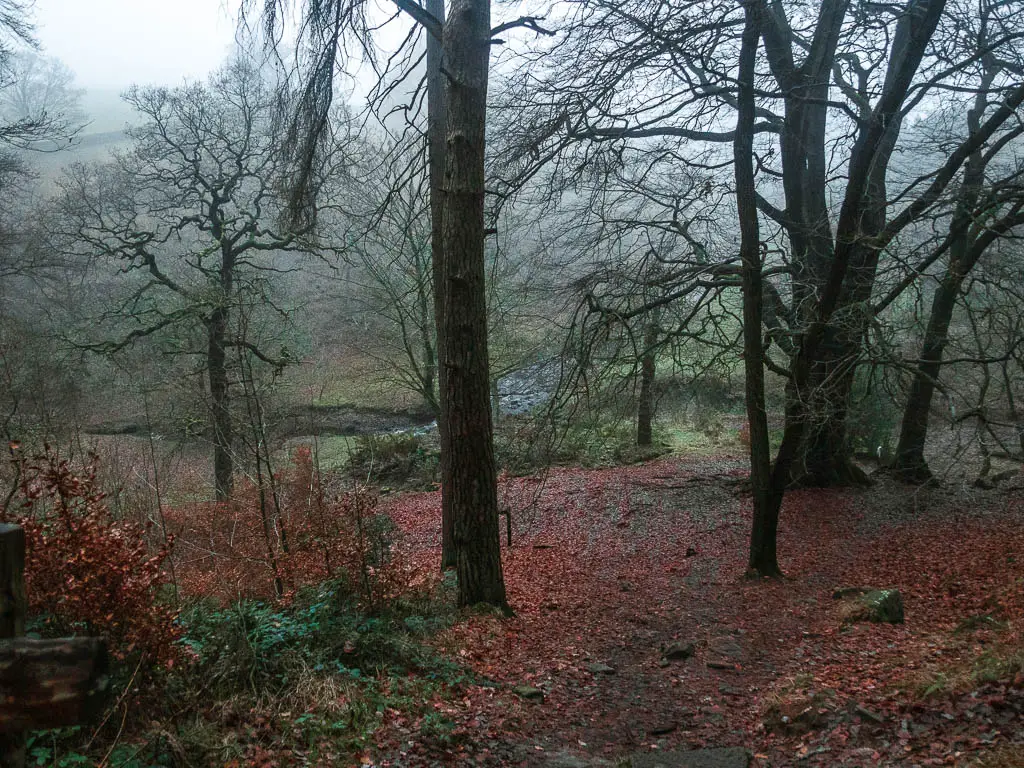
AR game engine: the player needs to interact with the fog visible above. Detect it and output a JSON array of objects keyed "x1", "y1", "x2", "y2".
[{"x1": 34, "y1": 0, "x2": 241, "y2": 89}]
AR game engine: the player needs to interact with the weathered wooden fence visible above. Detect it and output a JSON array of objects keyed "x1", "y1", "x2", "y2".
[{"x1": 0, "y1": 524, "x2": 110, "y2": 768}]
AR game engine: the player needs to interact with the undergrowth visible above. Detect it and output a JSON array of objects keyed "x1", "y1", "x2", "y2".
[
  {"x1": 343, "y1": 432, "x2": 440, "y2": 489},
  {"x1": 30, "y1": 580, "x2": 470, "y2": 767}
]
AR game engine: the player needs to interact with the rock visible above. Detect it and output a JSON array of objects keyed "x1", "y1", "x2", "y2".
[
  {"x1": 706, "y1": 634, "x2": 744, "y2": 670},
  {"x1": 497, "y1": 360, "x2": 564, "y2": 416},
  {"x1": 708, "y1": 636, "x2": 744, "y2": 660},
  {"x1": 626, "y1": 746, "x2": 751, "y2": 768},
  {"x1": 513, "y1": 685, "x2": 545, "y2": 701},
  {"x1": 647, "y1": 723, "x2": 678, "y2": 736},
  {"x1": 586, "y1": 662, "x2": 616, "y2": 675},
  {"x1": 763, "y1": 696, "x2": 828, "y2": 734},
  {"x1": 841, "y1": 588, "x2": 905, "y2": 624},
  {"x1": 663, "y1": 641, "x2": 696, "y2": 661}
]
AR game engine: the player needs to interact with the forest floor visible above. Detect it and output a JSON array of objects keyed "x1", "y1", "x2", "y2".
[{"x1": 371, "y1": 454, "x2": 1024, "y2": 767}]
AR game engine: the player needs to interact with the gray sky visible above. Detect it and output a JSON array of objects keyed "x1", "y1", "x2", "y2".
[{"x1": 34, "y1": 0, "x2": 242, "y2": 90}]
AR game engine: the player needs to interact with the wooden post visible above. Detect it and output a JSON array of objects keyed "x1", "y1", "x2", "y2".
[
  {"x1": 500, "y1": 508, "x2": 512, "y2": 548},
  {"x1": 0, "y1": 638, "x2": 109, "y2": 732},
  {"x1": 0, "y1": 524, "x2": 26, "y2": 768},
  {"x1": 0, "y1": 525, "x2": 109, "y2": 768}
]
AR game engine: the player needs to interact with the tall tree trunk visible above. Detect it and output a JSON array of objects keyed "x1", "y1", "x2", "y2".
[
  {"x1": 208, "y1": 307, "x2": 234, "y2": 501},
  {"x1": 892, "y1": 270, "x2": 963, "y2": 481},
  {"x1": 636, "y1": 318, "x2": 658, "y2": 447},
  {"x1": 892, "y1": 67, "x2": 996, "y2": 482},
  {"x1": 441, "y1": 0, "x2": 508, "y2": 610},
  {"x1": 735, "y1": 0, "x2": 779, "y2": 578},
  {"x1": 417, "y1": 261, "x2": 438, "y2": 412},
  {"x1": 428, "y1": 0, "x2": 456, "y2": 571}
]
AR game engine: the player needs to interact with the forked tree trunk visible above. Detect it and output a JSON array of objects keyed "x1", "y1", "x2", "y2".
[
  {"x1": 636, "y1": 319, "x2": 658, "y2": 446},
  {"x1": 441, "y1": 0, "x2": 508, "y2": 610}
]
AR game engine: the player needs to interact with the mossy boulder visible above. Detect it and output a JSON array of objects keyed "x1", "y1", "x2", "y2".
[{"x1": 840, "y1": 588, "x2": 904, "y2": 625}]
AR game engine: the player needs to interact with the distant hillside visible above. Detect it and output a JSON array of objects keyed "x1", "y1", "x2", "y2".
[
  {"x1": 25, "y1": 128, "x2": 128, "y2": 192},
  {"x1": 80, "y1": 88, "x2": 137, "y2": 135}
]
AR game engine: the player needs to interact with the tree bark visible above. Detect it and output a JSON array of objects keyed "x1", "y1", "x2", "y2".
[
  {"x1": 788, "y1": 346, "x2": 869, "y2": 487},
  {"x1": 735, "y1": 1, "x2": 780, "y2": 578},
  {"x1": 441, "y1": 0, "x2": 508, "y2": 610},
  {"x1": 208, "y1": 306, "x2": 234, "y2": 502},
  {"x1": 892, "y1": 61, "x2": 1000, "y2": 483},
  {"x1": 636, "y1": 319, "x2": 658, "y2": 447},
  {"x1": 428, "y1": 0, "x2": 457, "y2": 571}
]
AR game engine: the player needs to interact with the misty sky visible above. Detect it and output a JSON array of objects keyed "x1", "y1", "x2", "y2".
[{"x1": 35, "y1": 0, "x2": 243, "y2": 90}]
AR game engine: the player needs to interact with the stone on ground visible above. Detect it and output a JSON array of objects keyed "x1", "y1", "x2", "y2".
[
  {"x1": 662, "y1": 641, "x2": 696, "y2": 661},
  {"x1": 513, "y1": 684, "x2": 545, "y2": 701},
  {"x1": 840, "y1": 588, "x2": 904, "y2": 624}
]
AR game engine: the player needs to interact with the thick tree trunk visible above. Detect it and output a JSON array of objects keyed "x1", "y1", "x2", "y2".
[
  {"x1": 428, "y1": 0, "x2": 457, "y2": 571},
  {"x1": 208, "y1": 307, "x2": 234, "y2": 502},
  {"x1": 441, "y1": 0, "x2": 508, "y2": 610},
  {"x1": 789, "y1": 342, "x2": 869, "y2": 487},
  {"x1": 636, "y1": 319, "x2": 658, "y2": 446}
]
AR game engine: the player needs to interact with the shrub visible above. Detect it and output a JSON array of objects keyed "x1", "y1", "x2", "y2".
[
  {"x1": 494, "y1": 415, "x2": 661, "y2": 474},
  {"x1": 176, "y1": 582, "x2": 461, "y2": 699},
  {"x1": 3, "y1": 446, "x2": 179, "y2": 665},
  {"x1": 344, "y1": 432, "x2": 439, "y2": 488},
  {"x1": 166, "y1": 447, "x2": 411, "y2": 607}
]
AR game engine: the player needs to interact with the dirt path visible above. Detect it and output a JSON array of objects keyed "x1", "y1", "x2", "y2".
[{"x1": 383, "y1": 456, "x2": 1024, "y2": 766}]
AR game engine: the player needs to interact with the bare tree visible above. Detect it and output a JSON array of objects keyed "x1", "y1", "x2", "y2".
[
  {"x1": 0, "y1": 50, "x2": 86, "y2": 148},
  {"x1": 492, "y1": 0, "x2": 1024, "y2": 573},
  {"x1": 245, "y1": 0, "x2": 550, "y2": 609},
  {"x1": 57, "y1": 58, "x2": 319, "y2": 500},
  {"x1": 887, "y1": 4, "x2": 1024, "y2": 481}
]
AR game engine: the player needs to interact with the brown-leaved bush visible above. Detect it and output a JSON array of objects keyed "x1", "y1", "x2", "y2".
[
  {"x1": 167, "y1": 446, "x2": 410, "y2": 607},
  {"x1": 2, "y1": 447, "x2": 180, "y2": 665}
]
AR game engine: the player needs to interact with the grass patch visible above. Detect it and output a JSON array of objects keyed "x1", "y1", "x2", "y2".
[
  {"x1": 970, "y1": 744, "x2": 1024, "y2": 768},
  {"x1": 281, "y1": 435, "x2": 357, "y2": 472},
  {"x1": 902, "y1": 637, "x2": 1024, "y2": 701}
]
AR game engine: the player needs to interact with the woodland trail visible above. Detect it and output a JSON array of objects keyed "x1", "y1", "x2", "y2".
[{"x1": 382, "y1": 456, "x2": 1024, "y2": 767}]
